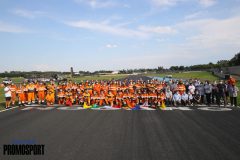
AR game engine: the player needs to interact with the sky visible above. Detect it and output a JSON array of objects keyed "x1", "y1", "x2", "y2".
[{"x1": 0, "y1": 0, "x2": 240, "y2": 72}]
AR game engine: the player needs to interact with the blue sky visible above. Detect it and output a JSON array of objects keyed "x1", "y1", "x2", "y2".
[{"x1": 0, "y1": 0, "x2": 240, "y2": 72}]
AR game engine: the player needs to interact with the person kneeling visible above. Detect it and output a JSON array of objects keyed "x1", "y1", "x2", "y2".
[
  {"x1": 173, "y1": 91, "x2": 181, "y2": 106},
  {"x1": 181, "y1": 92, "x2": 189, "y2": 106}
]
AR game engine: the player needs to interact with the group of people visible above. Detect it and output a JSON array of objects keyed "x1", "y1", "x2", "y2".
[{"x1": 2, "y1": 76, "x2": 239, "y2": 109}]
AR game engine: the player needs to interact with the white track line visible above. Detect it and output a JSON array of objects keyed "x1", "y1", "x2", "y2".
[{"x1": 0, "y1": 106, "x2": 19, "y2": 113}]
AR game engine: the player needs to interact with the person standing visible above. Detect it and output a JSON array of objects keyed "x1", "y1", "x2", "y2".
[
  {"x1": 165, "y1": 87, "x2": 173, "y2": 106},
  {"x1": 204, "y1": 81, "x2": 212, "y2": 106},
  {"x1": 216, "y1": 80, "x2": 226, "y2": 107},
  {"x1": 188, "y1": 83, "x2": 195, "y2": 95},
  {"x1": 26, "y1": 81, "x2": 36, "y2": 104},
  {"x1": 36, "y1": 82, "x2": 46, "y2": 104},
  {"x1": 45, "y1": 90, "x2": 55, "y2": 106},
  {"x1": 177, "y1": 80, "x2": 186, "y2": 95},
  {"x1": 10, "y1": 83, "x2": 17, "y2": 106},
  {"x1": 228, "y1": 84, "x2": 239, "y2": 107},
  {"x1": 211, "y1": 82, "x2": 218, "y2": 104},
  {"x1": 4, "y1": 83, "x2": 12, "y2": 109},
  {"x1": 198, "y1": 82, "x2": 205, "y2": 104},
  {"x1": 16, "y1": 84, "x2": 26, "y2": 106}
]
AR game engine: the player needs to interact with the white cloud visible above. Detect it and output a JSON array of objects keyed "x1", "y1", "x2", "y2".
[
  {"x1": 0, "y1": 21, "x2": 27, "y2": 33},
  {"x1": 150, "y1": 0, "x2": 217, "y2": 8},
  {"x1": 105, "y1": 44, "x2": 118, "y2": 48},
  {"x1": 74, "y1": 0, "x2": 118, "y2": 8},
  {"x1": 65, "y1": 20, "x2": 176, "y2": 38},
  {"x1": 150, "y1": 0, "x2": 187, "y2": 7},
  {"x1": 65, "y1": 20, "x2": 148, "y2": 38},
  {"x1": 198, "y1": 0, "x2": 217, "y2": 7},
  {"x1": 139, "y1": 25, "x2": 176, "y2": 34},
  {"x1": 151, "y1": 0, "x2": 178, "y2": 7},
  {"x1": 184, "y1": 11, "x2": 206, "y2": 20},
  {"x1": 176, "y1": 16, "x2": 240, "y2": 48},
  {"x1": 11, "y1": 9, "x2": 46, "y2": 19}
]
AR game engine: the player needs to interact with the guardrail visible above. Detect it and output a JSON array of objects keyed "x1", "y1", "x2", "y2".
[{"x1": 211, "y1": 66, "x2": 240, "y2": 80}]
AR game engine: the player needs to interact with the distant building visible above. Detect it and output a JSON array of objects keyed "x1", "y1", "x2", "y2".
[
  {"x1": 111, "y1": 71, "x2": 119, "y2": 74},
  {"x1": 74, "y1": 72, "x2": 80, "y2": 75}
]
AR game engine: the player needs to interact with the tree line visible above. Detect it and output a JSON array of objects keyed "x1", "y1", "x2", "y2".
[{"x1": 0, "y1": 52, "x2": 239, "y2": 77}]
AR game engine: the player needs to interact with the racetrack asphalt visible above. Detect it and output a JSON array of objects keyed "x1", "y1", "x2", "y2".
[{"x1": 1, "y1": 106, "x2": 240, "y2": 160}]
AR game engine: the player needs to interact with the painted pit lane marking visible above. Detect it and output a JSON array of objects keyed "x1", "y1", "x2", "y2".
[
  {"x1": 160, "y1": 107, "x2": 193, "y2": 111},
  {"x1": 58, "y1": 107, "x2": 87, "y2": 110},
  {"x1": 91, "y1": 107, "x2": 122, "y2": 111},
  {"x1": 37, "y1": 107, "x2": 55, "y2": 110},
  {"x1": 198, "y1": 107, "x2": 232, "y2": 111},
  {"x1": 19, "y1": 106, "x2": 235, "y2": 112},
  {"x1": 22, "y1": 107, "x2": 55, "y2": 111},
  {"x1": 0, "y1": 106, "x2": 19, "y2": 113}
]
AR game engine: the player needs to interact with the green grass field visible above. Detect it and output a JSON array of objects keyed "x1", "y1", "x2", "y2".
[
  {"x1": 1, "y1": 77, "x2": 25, "y2": 84},
  {"x1": 71, "y1": 74, "x2": 128, "y2": 82},
  {"x1": 0, "y1": 72, "x2": 239, "y2": 110},
  {"x1": 147, "y1": 71, "x2": 219, "y2": 81}
]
